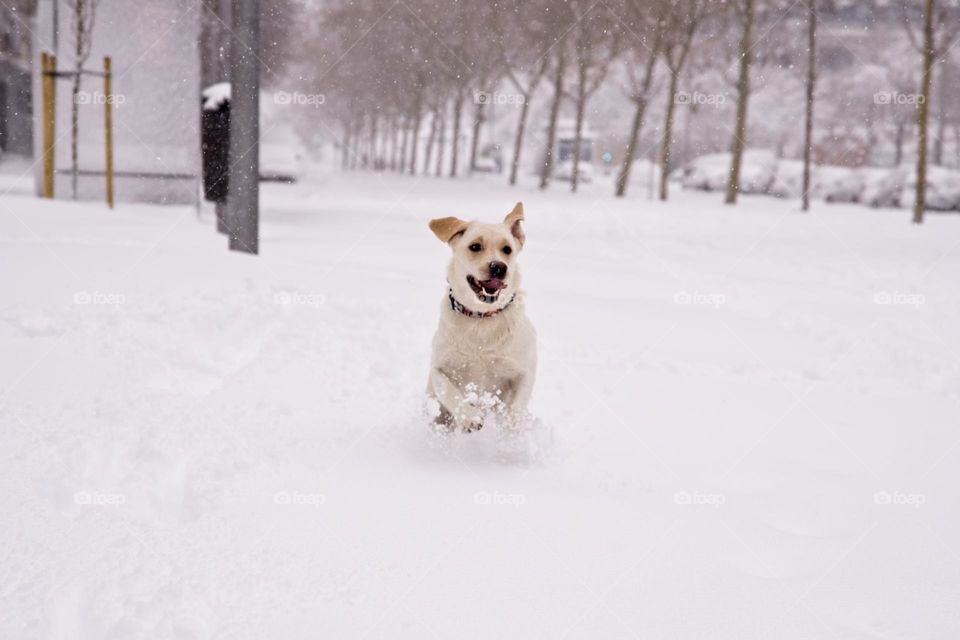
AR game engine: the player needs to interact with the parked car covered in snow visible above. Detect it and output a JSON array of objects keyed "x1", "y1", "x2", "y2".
[
  {"x1": 768, "y1": 160, "x2": 804, "y2": 198},
  {"x1": 680, "y1": 150, "x2": 777, "y2": 194},
  {"x1": 819, "y1": 167, "x2": 862, "y2": 203},
  {"x1": 681, "y1": 153, "x2": 729, "y2": 191},
  {"x1": 904, "y1": 165, "x2": 960, "y2": 210},
  {"x1": 676, "y1": 151, "x2": 960, "y2": 213},
  {"x1": 860, "y1": 166, "x2": 907, "y2": 208}
]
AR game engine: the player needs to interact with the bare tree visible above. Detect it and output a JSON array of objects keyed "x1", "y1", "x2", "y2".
[
  {"x1": 568, "y1": 0, "x2": 622, "y2": 192},
  {"x1": 408, "y1": 87, "x2": 424, "y2": 175},
  {"x1": 933, "y1": 57, "x2": 950, "y2": 164},
  {"x1": 616, "y1": 0, "x2": 664, "y2": 197},
  {"x1": 540, "y1": 44, "x2": 568, "y2": 189},
  {"x1": 67, "y1": 0, "x2": 98, "y2": 199},
  {"x1": 658, "y1": 0, "x2": 706, "y2": 201},
  {"x1": 902, "y1": 0, "x2": 959, "y2": 223},
  {"x1": 724, "y1": 0, "x2": 755, "y2": 205},
  {"x1": 539, "y1": 3, "x2": 577, "y2": 190},
  {"x1": 449, "y1": 89, "x2": 465, "y2": 176},
  {"x1": 422, "y1": 102, "x2": 440, "y2": 175},
  {"x1": 464, "y1": 6, "x2": 503, "y2": 174},
  {"x1": 433, "y1": 3, "x2": 474, "y2": 178},
  {"x1": 435, "y1": 103, "x2": 447, "y2": 177},
  {"x1": 497, "y1": 1, "x2": 552, "y2": 186}
]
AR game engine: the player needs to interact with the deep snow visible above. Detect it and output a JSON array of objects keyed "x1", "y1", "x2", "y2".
[{"x1": 2, "y1": 164, "x2": 960, "y2": 639}]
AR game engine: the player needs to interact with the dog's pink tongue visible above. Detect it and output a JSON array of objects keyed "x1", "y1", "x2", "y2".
[{"x1": 479, "y1": 278, "x2": 507, "y2": 291}]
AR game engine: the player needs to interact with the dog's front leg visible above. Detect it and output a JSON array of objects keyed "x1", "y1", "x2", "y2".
[{"x1": 430, "y1": 367, "x2": 483, "y2": 432}]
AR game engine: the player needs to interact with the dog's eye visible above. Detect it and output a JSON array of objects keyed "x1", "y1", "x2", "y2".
[
  {"x1": 468, "y1": 243, "x2": 482, "y2": 252},
  {"x1": 502, "y1": 246, "x2": 512, "y2": 255}
]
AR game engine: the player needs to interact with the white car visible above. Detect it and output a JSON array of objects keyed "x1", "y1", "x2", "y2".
[{"x1": 553, "y1": 159, "x2": 594, "y2": 183}]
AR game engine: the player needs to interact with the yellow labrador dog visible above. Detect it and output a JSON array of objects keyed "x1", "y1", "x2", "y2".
[{"x1": 426, "y1": 203, "x2": 537, "y2": 433}]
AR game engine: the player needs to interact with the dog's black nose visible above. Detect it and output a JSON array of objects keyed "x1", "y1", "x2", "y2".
[{"x1": 489, "y1": 261, "x2": 508, "y2": 279}]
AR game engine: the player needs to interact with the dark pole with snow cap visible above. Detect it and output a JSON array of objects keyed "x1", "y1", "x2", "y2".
[{"x1": 226, "y1": 0, "x2": 260, "y2": 254}]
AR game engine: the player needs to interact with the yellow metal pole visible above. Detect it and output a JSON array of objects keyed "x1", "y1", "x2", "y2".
[
  {"x1": 104, "y1": 56, "x2": 114, "y2": 208},
  {"x1": 41, "y1": 52, "x2": 57, "y2": 198}
]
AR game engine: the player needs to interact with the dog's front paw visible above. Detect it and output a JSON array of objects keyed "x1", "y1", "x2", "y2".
[
  {"x1": 461, "y1": 417, "x2": 484, "y2": 433},
  {"x1": 455, "y1": 406, "x2": 484, "y2": 433}
]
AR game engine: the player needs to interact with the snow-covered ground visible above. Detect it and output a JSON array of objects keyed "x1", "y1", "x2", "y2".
[{"x1": 2, "y1": 163, "x2": 960, "y2": 639}]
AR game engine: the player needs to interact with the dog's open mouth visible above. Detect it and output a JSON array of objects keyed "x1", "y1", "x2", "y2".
[{"x1": 467, "y1": 275, "x2": 507, "y2": 303}]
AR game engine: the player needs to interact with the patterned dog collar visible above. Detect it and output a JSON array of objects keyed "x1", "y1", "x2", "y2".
[{"x1": 448, "y1": 290, "x2": 515, "y2": 318}]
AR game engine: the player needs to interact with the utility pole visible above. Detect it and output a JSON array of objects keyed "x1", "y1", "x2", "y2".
[
  {"x1": 801, "y1": 0, "x2": 817, "y2": 212},
  {"x1": 227, "y1": 0, "x2": 259, "y2": 253}
]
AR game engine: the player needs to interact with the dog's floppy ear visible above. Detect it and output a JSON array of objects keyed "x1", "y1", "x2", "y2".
[
  {"x1": 429, "y1": 216, "x2": 469, "y2": 243},
  {"x1": 504, "y1": 202, "x2": 525, "y2": 246}
]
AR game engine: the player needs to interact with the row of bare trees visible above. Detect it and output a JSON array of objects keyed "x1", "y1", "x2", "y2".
[
  {"x1": 298, "y1": 0, "x2": 958, "y2": 222},
  {"x1": 305, "y1": 0, "x2": 714, "y2": 196}
]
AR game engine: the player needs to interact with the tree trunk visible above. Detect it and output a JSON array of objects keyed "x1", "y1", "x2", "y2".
[
  {"x1": 801, "y1": 0, "x2": 817, "y2": 212},
  {"x1": 369, "y1": 115, "x2": 378, "y2": 170},
  {"x1": 423, "y1": 107, "x2": 438, "y2": 174},
  {"x1": 468, "y1": 98, "x2": 485, "y2": 173},
  {"x1": 914, "y1": 0, "x2": 935, "y2": 224},
  {"x1": 409, "y1": 111, "x2": 422, "y2": 175},
  {"x1": 934, "y1": 59, "x2": 947, "y2": 165},
  {"x1": 615, "y1": 98, "x2": 645, "y2": 198},
  {"x1": 725, "y1": 0, "x2": 755, "y2": 205},
  {"x1": 509, "y1": 96, "x2": 530, "y2": 186},
  {"x1": 350, "y1": 122, "x2": 363, "y2": 171},
  {"x1": 399, "y1": 121, "x2": 409, "y2": 174},
  {"x1": 571, "y1": 63, "x2": 587, "y2": 193},
  {"x1": 341, "y1": 124, "x2": 351, "y2": 170},
  {"x1": 659, "y1": 71, "x2": 680, "y2": 201},
  {"x1": 389, "y1": 117, "x2": 398, "y2": 171},
  {"x1": 450, "y1": 91, "x2": 464, "y2": 177},
  {"x1": 540, "y1": 48, "x2": 566, "y2": 190},
  {"x1": 616, "y1": 52, "x2": 658, "y2": 197},
  {"x1": 436, "y1": 105, "x2": 446, "y2": 177},
  {"x1": 895, "y1": 122, "x2": 905, "y2": 164},
  {"x1": 70, "y1": 71, "x2": 81, "y2": 199}
]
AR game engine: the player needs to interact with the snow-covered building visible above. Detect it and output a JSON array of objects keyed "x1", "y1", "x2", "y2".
[{"x1": 31, "y1": 0, "x2": 201, "y2": 204}]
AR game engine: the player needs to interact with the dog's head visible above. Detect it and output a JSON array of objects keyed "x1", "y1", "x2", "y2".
[{"x1": 429, "y1": 202, "x2": 526, "y2": 309}]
